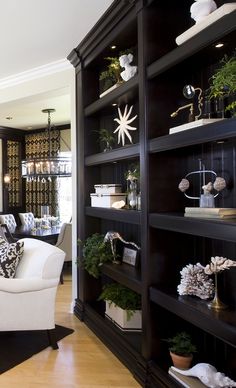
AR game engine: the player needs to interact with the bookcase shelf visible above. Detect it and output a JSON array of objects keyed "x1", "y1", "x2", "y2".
[
  {"x1": 84, "y1": 76, "x2": 139, "y2": 117},
  {"x1": 149, "y1": 118, "x2": 236, "y2": 153},
  {"x1": 149, "y1": 213, "x2": 236, "y2": 243},
  {"x1": 150, "y1": 287, "x2": 236, "y2": 347},
  {"x1": 102, "y1": 262, "x2": 141, "y2": 294},
  {"x1": 85, "y1": 143, "x2": 140, "y2": 166},
  {"x1": 147, "y1": 11, "x2": 236, "y2": 80},
  {"x1": 85, "y1": 206, "x2": 141, "y2": 225},
  {"x1": 69, "y1": 0, "x2": 236, "y2": 385}
]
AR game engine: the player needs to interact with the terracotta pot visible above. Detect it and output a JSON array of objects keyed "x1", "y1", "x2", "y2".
[{"x1": 170, "y1": 351, "x2": 193, "y2": 370}]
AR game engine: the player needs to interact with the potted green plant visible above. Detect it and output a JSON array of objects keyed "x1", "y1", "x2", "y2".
[
  {"x1": 98, "y1": 282, "x2": 142, "y2": 330},
  {"x1": 99, "y1": 49, "x2": 134, "y2": 96},
  {"x1": 99, "y1": 56, "x2": 122, "y2": 93},
  {"x1": 96, "y1": 128, "x2": 115, "y2": 152},
  {"x1": 164, "y1": 332, "x2": 197, "y2": 369},
  {"x1": 208, "y1": 54, "x2": 236, "y2": 117},
  {"x1": 78, "y1": 233, "x2": 113, "y2": 278}
]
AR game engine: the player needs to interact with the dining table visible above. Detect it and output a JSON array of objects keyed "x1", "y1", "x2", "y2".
[{"x1": 12, "y1": 225, "x2": 61, "y2": 245}]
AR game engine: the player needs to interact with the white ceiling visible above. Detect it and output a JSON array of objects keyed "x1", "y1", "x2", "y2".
[{"x1": 0, "y1": 0, "x2": 113, "y2": 130}]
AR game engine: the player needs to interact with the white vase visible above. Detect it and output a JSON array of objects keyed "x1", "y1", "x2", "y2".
[{"x1": 190, "y1": 0, "x2": 217, "y2": 24}]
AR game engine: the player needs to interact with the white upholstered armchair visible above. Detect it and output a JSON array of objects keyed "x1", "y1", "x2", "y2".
[
  {"x1": 56, "y1": 223, "x2": 72, "y2": 284},
  {"x1": 56, "y1": 223, "x2": 72, "y2": 261},
  {"x1": 0, "y1": 238, "x2": 65, "y2": 349},
  {"x1": 18, "y1": 212, "x2": 35, "y2": 228},
  {"x1": 0, "y1": 214, "x2": 17, "y2": 231}
]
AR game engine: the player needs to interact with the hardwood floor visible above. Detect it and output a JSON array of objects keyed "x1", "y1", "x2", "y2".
[{"x1": 0, "y1": 268, "x2": 141, "y2": 387}]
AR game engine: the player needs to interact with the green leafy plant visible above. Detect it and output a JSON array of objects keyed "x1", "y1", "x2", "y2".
[
  {"x1": 99, "y1": 49, "x2": 134, "y2": 91},
  {"x1": 208, "y1": 54, "x2": 236, "y2": 116},
  {"x1": 99, "y1": 56, "x2": 122, "y2": 86},
  {"x1": 164, "y1": 332, "x2": 197, "y2": 356},
  {"x1": 78, "y1": 233, "x2": 113, "y2": 278},
  {"x1": 124, "y1": 162, "x2": 140, "y2": 181},
  {"x1": 95, "y1": 128, "x2": 115, "y2": 151},
  {"x1": 98, "y1": 282, "x2": 141, "y2": 320},
  {"x1": 225, "y1": 100, "x2": 236, "y2": 114},
  {"x1": 208, "y1": 54, "x2": 236, "y2": 99}
]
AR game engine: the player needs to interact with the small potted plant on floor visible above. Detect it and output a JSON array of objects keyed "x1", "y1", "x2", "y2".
[
  {"x1": 98, "y1": 282, "x2": 142, "y2": 330},
  {"x1": 78, "y1": 233, "x2": 113, "y2": 278},
  {"x1": 164, "y1": 332, "x2": 197, "y2": 369}
]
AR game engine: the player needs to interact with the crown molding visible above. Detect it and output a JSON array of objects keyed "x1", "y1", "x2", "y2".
[{"x1": 0, "y1": 59, "x2": 72, "y2": 89}]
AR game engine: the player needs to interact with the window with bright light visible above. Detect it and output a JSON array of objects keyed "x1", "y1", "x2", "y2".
[{"x1": 58, "y1": 152, "x2": 72, "y2": 223}]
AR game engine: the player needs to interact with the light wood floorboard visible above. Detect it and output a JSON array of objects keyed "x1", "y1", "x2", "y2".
[{"x1": 0, "y1": 269, "x2": 141, "y2": 387}]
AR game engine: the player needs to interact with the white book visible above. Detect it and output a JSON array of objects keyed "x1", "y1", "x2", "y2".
[
  {"x1": 176, "y1": 3, "x2": 236, "y2": 46},
  {"x1": 184, "y1": 213, "x2": 236, "y2": 219},
  {"x1": 169, "y1": 367, "x2": 206, "y2": 388},
  {"x1": 185, "y1": 207, "x2": 236, "y2": 216}
]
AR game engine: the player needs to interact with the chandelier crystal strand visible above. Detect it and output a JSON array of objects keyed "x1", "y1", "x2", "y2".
[{"x1": 21, "y1": 109, "x2": 71, "y2": 182}]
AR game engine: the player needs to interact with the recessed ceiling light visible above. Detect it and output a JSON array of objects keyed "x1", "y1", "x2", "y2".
[
  {"x1": 112, "y1": 103, "x2": 117, "y2": 106},
  {"x1": 215, "y1": 42, "x2": 224, "y2": 48},
  {"x1": 111, "y1": 45, "x2": 116, "y2": 50}
]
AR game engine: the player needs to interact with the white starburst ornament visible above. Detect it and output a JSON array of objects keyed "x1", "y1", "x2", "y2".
[{"x1": 113, "y1": 104, "x2": 137, "y2": 146}]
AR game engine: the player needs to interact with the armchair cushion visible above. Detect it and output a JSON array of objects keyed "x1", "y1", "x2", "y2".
[{"x1": 0, "y1": 237, "x2": 24, "y2": 278}]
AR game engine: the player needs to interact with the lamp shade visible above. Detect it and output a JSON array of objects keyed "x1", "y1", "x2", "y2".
[
  {"x1": 21, "y1": 156, "x2": 71, "y2": 179},
  {"x1": 21, "y1": 109, "x2": 71, "y2": 182}
]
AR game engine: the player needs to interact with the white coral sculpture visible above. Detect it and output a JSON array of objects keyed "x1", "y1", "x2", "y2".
[
  {"x1": 178, "y1": 263, "x2": 214, "y2": 300},
  {"x1": 113, "y1": 104, "x2": 137, "y2": 146},
  {"x1": 205, "y1": 256, "x2": 236, "y2": 275}
]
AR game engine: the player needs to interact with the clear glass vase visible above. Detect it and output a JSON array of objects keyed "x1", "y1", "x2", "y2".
[
  {"x1": 127, "y1": 180, "x2": 137, "y2": 209},
  {"x1": 103, "y1": 141, "x2": 112, "y2": 152}
]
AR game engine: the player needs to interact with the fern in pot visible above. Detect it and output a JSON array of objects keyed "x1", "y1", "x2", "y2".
[
  {"x1": 98, "y1": 282, "x2": 142, "y2": 330},
  {"x1": 78, "y1": 233, "x2": 113, "y2": 279},
  {"x1": 164, "y1": 332, "x2": 197, "y2": 369}
]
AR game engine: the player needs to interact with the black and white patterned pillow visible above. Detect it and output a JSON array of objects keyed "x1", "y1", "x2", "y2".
[{"x1": 0, "y1": 237, "x2": 24, "y2": 278}]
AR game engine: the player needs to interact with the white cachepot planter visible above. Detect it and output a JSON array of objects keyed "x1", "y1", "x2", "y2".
[{"x1": 105, "y1": 301, "x2": 142, "y2": 331}]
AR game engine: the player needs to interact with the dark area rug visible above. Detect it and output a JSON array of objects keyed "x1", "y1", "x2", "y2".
[{"x1": 0, "y1": 324, "x2": 74, "y2": 374}]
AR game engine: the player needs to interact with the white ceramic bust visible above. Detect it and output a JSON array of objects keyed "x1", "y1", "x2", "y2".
[
  {"x1": 119, "y1": 53, "x2": 137, "y2": 82},
  {"x1": 190, "y1": 0, "x2": 217, "y2": 23}
]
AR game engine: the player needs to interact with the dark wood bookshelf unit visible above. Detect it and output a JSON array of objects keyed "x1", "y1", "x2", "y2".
[{"x1": 68, "y1": 0, "x2": 236, "y2": 386}]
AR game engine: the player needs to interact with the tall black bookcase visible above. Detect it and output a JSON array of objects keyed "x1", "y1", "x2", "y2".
[{"x1": 68, "y1": 1, "x2": 236, "y2": 386}]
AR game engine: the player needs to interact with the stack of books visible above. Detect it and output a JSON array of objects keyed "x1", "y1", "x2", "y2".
[
  {"x1": 168, "y1": 367, "x2": 206, "y2": 388},
  {"x1": 184, "y1": 207, "x2": 236, "y2": 219}
]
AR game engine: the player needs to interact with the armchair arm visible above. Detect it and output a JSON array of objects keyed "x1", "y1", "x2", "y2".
[
  {"x1": 0, "y1": 223, "x2": 16, "y2": 243},
  {"x1": 0, "y1": 277, "x2": 58, "y2": 293}
]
